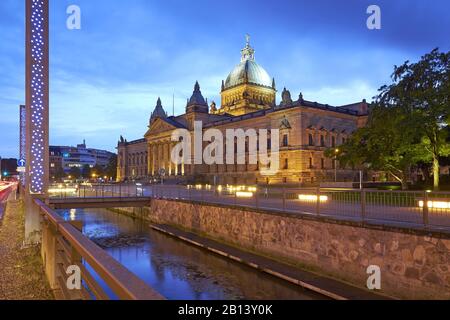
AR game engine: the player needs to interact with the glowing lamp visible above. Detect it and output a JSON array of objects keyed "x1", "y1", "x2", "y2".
[
  {"x1": 298, "y1": 194, "x2": 328, "y2": 202},
  {"x1": 419, "y1": 200, "x2": 450, "y2": 209},
  {"x1": 236, "y1": 191, "x2": 254, "y2": 198}
]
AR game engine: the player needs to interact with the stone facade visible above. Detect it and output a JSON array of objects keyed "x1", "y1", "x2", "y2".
[
  {"x1": 118, "y1": 199, "x2": 450, "y2": 299},
  {"x1": 117, "y1": 38, "x2": 369, "y2": 184},
  {"x1": 116, "y1": 138, "x2": 147, "y2": 181}
]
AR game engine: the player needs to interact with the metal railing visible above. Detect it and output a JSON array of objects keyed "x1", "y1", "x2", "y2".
[
  {"x1": 35, "y1": 198, "x2": 164, "y2": 300},
  {"x1": 49, "y1": 183, "x2": 450, "y2": 233},
  {"x1": 149, "y1": 185, "x2": 450, "y2": 233},
  {"x1": 49, "y1": 183, "x2": 144, "y2": 199}
]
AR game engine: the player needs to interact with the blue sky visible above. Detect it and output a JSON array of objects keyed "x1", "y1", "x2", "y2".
[{"x1": 1, "y1": 0, "x2": 449, "y2": 158}]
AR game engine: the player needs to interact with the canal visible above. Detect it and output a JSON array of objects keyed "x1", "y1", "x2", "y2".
[{"x1": 58, "y1": 208, "x2": 327, "y2": 300}]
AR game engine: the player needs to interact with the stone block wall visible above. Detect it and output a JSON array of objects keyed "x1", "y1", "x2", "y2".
[{"x1": 118, "y1": 200, "x2": 450, "y2": 299}]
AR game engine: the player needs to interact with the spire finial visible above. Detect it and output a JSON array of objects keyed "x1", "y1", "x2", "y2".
[{"x1": 241, "y1": 34, "x2": 255, "y2": 62}]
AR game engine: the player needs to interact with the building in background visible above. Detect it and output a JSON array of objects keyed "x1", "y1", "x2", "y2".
[
  {"x1": 117, "y1": 38, "x2": 369, "y2": 184},
  {"x1": 49, "y1": 140, "x2": 115, "y2": 178},
  {"x1": 0, "y1": 158, "x2": 18, "y2": 180}
]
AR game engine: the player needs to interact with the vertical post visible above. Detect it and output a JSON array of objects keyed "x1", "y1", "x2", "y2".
[
  {"x1": 316, "y1": 187, "x2": 320, "y2": 215},
  {"x1": 361, "y1": 189, "x2": 366, "y2": 222},
  {"x1": 102, "y1": 184, "x2": 104, "y2": 198},
  {"x1": 25, "y1": 0, "x2": 49, "y2": 196},
  {"x1": 282, "y1": 187, "x2": 286, "y2": 211},
  {"x1": 423, "y1": 191, "x2": 429, "y2": 227},
  {"x1": 359, "y1": 170, "x2": 363, "y2": 190},
  {"x1": 24, "y1": 0, "x2": 49, "y2": 244}
]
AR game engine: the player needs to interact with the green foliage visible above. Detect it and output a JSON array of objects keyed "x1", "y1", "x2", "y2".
[
  {"x1": 69, "y1": 166, "x2": 81, "y2": 179},
  {"x1": 81, "y1": 164, "x2": 91, "y2": 178},
  {"x1": 329, "y1": 48, "x2": 450, "y2": 189},
  {"x1": 105, "y1": 154, "x2": 117, "y2": 180}
]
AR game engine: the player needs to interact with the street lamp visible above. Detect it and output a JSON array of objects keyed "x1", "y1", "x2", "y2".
[{"x1": 334, "y1": 148, "x2": 340, "y2": 183}]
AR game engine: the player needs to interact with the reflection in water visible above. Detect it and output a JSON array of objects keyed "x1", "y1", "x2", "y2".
[{"x1": 58, "y1": 208, "x2": 326, "y2": 300}]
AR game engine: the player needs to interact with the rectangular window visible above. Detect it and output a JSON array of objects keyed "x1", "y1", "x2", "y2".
[
  {"x1": 320, "y1": 135, "x2": 325, "y2": 147},
  {"x1": 308, "y1": 134, "x2": 314, "y2": 146},
  {"x1": 50, "y1": 163, "x2": 55, "y2": 168},
  {"x1": 321, "y1": 158, "x2": 325, "y2": 169},
  {"x1": 282, "y1": 134, "x2": 289, "y2": 147},
  {"x1": 332, "y1": 136, "x2": 336, "y2": 148},
  {"x1": 309, "y1": 157, "x2": 313, "y2": 169},
  {"x1": 284, "y1": 158, "x2": 288, "y2": 170}
]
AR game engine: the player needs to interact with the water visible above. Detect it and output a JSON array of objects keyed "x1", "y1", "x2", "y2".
[{"x1": 58, "y1": 208, "x2": 327, "y2": 300}]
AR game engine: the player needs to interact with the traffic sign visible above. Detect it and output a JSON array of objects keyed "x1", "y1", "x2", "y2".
[{"x1": 17, "y1": 159, "x2": 26, "y2": 167}]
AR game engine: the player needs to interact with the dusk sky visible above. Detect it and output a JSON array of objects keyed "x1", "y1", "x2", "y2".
[{"x1": 1, "y1": 0, "x2": 449, "y2": 158}]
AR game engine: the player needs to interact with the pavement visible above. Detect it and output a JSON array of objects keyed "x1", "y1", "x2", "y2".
[{"x1": 0, "y1": 187, "x2": 54, "y2": 300}]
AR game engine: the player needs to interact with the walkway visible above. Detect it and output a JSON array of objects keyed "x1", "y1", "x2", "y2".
[{"x1": 0, "y1": 191, "x2": 54, "y2": 300}]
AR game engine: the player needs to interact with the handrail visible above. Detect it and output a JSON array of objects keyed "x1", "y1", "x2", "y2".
[{"x1": 34, "y1": 198, "x2": 165, "y2": 300}]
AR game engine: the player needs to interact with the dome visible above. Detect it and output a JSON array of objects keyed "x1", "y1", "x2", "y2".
[
  {"x1": 223, "y1": 35, "x2": 273, "y2": 90},
  {"x1": 224, "y1": 59, "x2": 272, "y2": 90}
]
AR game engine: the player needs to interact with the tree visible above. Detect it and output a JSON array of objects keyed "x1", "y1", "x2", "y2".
[
  {"x1": 329, "y1": 105, "x2": 425, "y2": 190},
  {"x1": 54, "y1": 167, "x2": 66, "y2": 180},
  {"x1": 82, "y1": 164, "x2": 91, "y2": 179},
  {"x1": 105, "y1": 155, "x2": 117, "y2": 181},
  {"x1": 69, "y1": 166, "x2": 81, "y2": 179},
  {"x1": 377, "y1": 49, "x2": 450, "y2": 189},
  {"x1": 91, "y1": 164, "x2": 104, "y2": 178}
]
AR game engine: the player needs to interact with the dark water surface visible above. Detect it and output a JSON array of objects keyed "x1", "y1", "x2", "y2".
[{"x1": 58, "y1": 208, "x2": 326, "y2": 300}]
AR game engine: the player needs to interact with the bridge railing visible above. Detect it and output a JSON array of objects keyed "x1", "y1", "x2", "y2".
[
  {"x1": 149, "y1": 185, "x2": 450, "y2": 233},
  {"x1": 49, "y1": 183, "x2": 144, "y2": 199},
  {"x1": 48, "y1": 183, "x2": 450, "y2": 233},
  {"x1": 34, "y1": 198, "x2": 164, "y2": 300}
]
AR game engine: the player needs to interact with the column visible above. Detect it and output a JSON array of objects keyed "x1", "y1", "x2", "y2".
[
  {"x1": 168, "y1": 142, "x2": 172, "y2": 176},
  {"x1": 147, "y1": 144, "x2": 153, "y2": 176}
]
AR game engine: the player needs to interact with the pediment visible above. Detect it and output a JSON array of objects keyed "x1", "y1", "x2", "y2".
[
  {"x1": 279, "y1": 117, "x2": 292, "y2": 130},
  {"x1": 145, "y1": 118, "x2": 179, "y2": 137}
]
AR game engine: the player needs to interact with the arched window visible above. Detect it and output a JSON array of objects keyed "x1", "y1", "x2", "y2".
[{"x1": 308, "y1": 134, "x2": 314, "y2": 146}]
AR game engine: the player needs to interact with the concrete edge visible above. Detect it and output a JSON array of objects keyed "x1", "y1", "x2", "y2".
[{"x1": 149, "y1": 223, "x2": 392, "y2": 301}]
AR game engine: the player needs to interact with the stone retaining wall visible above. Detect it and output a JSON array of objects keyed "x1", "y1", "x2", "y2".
[{"x1": 114, "y1": 199, "x2": 450, "y2": 299}]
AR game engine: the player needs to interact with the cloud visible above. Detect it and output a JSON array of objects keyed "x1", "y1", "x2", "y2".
[{"x1": 1, "y1": 0, "x2": 449, "y2": 158}]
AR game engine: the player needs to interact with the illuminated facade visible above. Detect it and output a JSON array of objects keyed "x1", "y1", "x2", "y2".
[
  {"x1": 117, "y1": 38, "x2": 369, "y2": 184},
  {"x1": 49, "y1": 141, "x2": 115, "y2": 177},
  {"x1": 25, "y1": 0, "x2": 49, "y2": 194}
]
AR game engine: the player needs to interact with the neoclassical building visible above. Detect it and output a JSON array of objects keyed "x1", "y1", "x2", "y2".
[{"x1": 117, "y1": 38, "x2": 369, "y2": 185}]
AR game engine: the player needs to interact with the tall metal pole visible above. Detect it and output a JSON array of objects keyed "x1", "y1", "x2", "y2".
[
  {"x1": 24, "y1": 0, "x2": 49, "y2": 244},
  {"x1": 26, "y1": 0, "x2": 49, "y2": 196}
]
